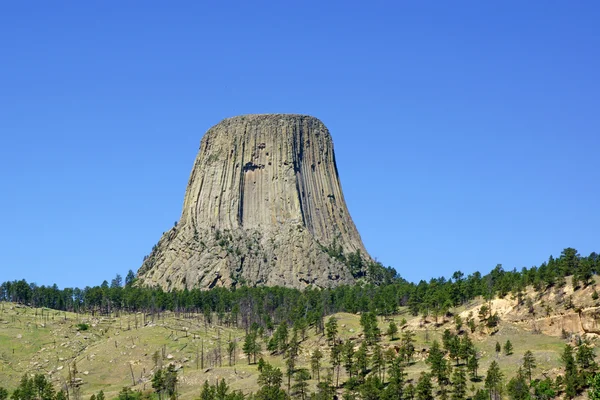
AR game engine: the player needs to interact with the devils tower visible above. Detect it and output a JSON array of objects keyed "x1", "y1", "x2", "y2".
[{"x1": 137, "y1": 114, "x2": 371, "y2": 290}]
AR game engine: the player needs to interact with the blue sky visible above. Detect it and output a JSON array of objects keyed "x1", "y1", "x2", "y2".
[{"x1": 1, "y1": 2, "x2": 598, "y2": 288}]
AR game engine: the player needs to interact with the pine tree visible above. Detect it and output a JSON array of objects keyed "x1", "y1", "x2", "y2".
[
  {"x1": 485, "y1": 361, "x2": 504, "y2": 400},
  {"x1": 243, "y1": 330, "x2": 261, "y2": 364},
  {"x1": 256, "y1": 361, "x2": 287, "y2": 400},
  {"x1": 522, "y1": 350, "x2": 536, "y2": 382},
  {"x1": 371, "y1": 343, "x2": 384, "y2": 381},
  {"x1": 426, "y1": 340, "x2": 445, "y2": 382},
  {"x1": 387, "y1": 356, "x2": 406, "y2": 399},
  {"x1": 355, "y1": 341, "x2": 369, "y2": 381},
  {"x1": 467, "y1": 353, "x2": 479, "y2": 380},
  {"x1": 215, "y1": 379, "x2": 230, "y2": 400},
  {"x1": 275, "y1": 322, "x2": 289, "y2": 354},
  {"x1": 152, "y1": 369, "x2": 165, "y2": 400},
  {"x1": 451, "y1": 367, "x2": 467, "y2": 400},
  {"x1": 562, "y1": 344, "x2": 578, "y2": 398},
  {"x1": 199, "y1": 380, "x2": 215, "y2": 400},
  {"x1": 243, "y1": 332, "x2": 255, "y2": 364},
  {"x1": 400, "y1": 330, "x2": 416, "y2": 364},
  {"x1": 227, "y1": 335, "x2": 237, "y2": 366},
  {"x1": 504, "y1": 340, "x2": 513, "y2": 356},
  {"x1": 454, "y1": 314, "x2": 463, "y2": 332},
  {"x1": 416, "y1": 372, "x2": 433, "y2": 400},
  {"x1": 387, "y1": 321, "x2": 399, "y2": 340},
  {"x1": 330, "y1": 342, "x2": 342, "y2": 388},
  {"x1": 576, "y1": 342, "x2": 597, "y2": 374},
  {"x1": 310, "y1": 348, "x2": 323, "y2": 382},
  {"x1": 341, "y1": 340, "x2": 355, "y2": 380},
  {"x1": 325, "y1": 316, "x2": 338, "y2": 345},
  {"x1": 314, "y1": 373, "x2": 335, "y2": 400},
  {"x1": 292, "y1": 368, "x2": 310, "y2": 400},
  {"x1": 507, "y1": 368, "x2": 529, "y2": 400}
]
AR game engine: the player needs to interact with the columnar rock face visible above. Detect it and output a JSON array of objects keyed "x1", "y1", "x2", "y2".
[{"x1": 137, "y1": 114, "x2": 370, "y2": 290}]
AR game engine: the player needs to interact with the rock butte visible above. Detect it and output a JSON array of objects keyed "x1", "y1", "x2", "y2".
[{"x1": 137, "y1": 114, "x2": 371, "y2": 290}]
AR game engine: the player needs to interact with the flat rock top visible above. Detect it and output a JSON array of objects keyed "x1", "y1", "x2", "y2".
[
  {"x1": 214, "y1": 114, "x2": 324, "y2": 127},
  {"x1": 221, "y1": 113, "x2": 318, "y2": 121}
]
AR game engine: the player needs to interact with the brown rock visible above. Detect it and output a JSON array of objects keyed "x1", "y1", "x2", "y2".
[{"x1": 137, "y1": 114, "x2": 370, "y2": 290}]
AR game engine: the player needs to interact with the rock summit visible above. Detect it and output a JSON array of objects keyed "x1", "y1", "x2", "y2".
[{"x1": 137, "y1": 114, "x2": 371, "y2": 290}]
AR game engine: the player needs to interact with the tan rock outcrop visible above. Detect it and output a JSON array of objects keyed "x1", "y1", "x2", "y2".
[{"x1": 137, "y1": 114, "x2": 371, "y2": 290}]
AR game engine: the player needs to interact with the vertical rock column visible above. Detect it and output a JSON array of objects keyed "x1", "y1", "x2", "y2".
[{"x1": 137, "y1": 114, "x2": 371, "y2": 290}]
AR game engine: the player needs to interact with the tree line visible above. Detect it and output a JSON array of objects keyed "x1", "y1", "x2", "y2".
[{"x1": 1, "y1": 248, "x2": 597, "y2": 331}]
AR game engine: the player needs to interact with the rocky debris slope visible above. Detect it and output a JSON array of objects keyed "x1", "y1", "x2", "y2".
[{"x1": 137, "y1": 114, "x2": 371, "y2": 290}]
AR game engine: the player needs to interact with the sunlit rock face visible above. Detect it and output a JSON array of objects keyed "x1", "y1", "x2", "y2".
[{"x1": 137, "y1": 114, "x2": 370, "y2": 290}]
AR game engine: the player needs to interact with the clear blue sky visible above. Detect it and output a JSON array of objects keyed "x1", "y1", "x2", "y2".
[{"x1": 1, "y1": 2, "x2": 599, "y2": 288}]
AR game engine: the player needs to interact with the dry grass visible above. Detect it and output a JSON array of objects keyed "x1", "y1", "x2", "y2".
[{"x1": 0, "y1": 285, "x2": 593, "y2": 399}]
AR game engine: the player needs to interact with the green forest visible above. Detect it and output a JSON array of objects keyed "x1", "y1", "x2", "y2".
[{"x1": 2, "y1": 247, "x2": 600, "y2": 400}]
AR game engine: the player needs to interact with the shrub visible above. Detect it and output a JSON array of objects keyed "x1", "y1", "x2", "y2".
[{"x1": 76, "y1": 323, "x2": 89, "y2": 331}]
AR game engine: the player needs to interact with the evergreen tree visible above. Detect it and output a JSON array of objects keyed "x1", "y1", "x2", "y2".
[
  {"x1": 256, "y1": 361, "x2": 288, "y2": 400},
  {"x1": 243, "y1": 330, "x2": 261, "y2": 364},
  {"x1": 163, "y1": 364, "x2": 178, "y2": 398},
  {"x1": 506, "y1": 368, "x2": 529, "y2": 400},
  {"x1": 199, "y1": 380, "x2": 215, "y2": 400},
  {"x1": 454, "y1": 314, "x2": 463, "y2": 332},
  {"x1": 576, "y1": 342, "x2": 597, "y2": 374},
  {"x1": 442, "y1": 329, "x2": 453, "y2": 352},
  {"x1": 355, "y1": 341, "x2": 369, "y2": 381},
  {"x1": 468, "y1": 318, "x2": 477, "y2": 334},
  {"x1": 314, "y1": 373, "x2": 335, "y2": 400},
  {"x1": 310, "y1": 348, "x2": 323, "y2": 382},
  {"x1": 530, "y1": 378, "x2": 555, "y2": 400},
  {"x1": 562, "y1": 344, "x2": 579, "y2": 398},
  {"x1": 387, "y1": 321, "x2": 399, "y2": 340},
  {"x1": 330, "y1": 342, "x2": 342, "y2": 388},
  {"x1": 451, "y1": 367, "x2": 467, "y2": 400},
  {"x1": 285, "y1": 334, "x2": 300, "y2": 394},
  {"x1": 386, "y1": 356, "x2": 406, "y2": 400},
  {"x1": 485, "y1": 361, "x2": 504, "y2": 400},
  {"x1": 589, "y1": 373, "x2": 600, "y2": 400},
  {"x1": 275, "y1": 322, "x2": 289, "y2": 354},
  {"x1": 426, "y1": 340, "x2": 445, "y2": 382},
  {"x1": 359, "y1": 375, "x2": 383, "y2": 400},
  {"x1": 522, "y1": 350, "x2": 536, "y2": 382},
  {"x1": 400, "y1": 330, "x2": 416, "y2": 364},
  {"x1": 152, "y1": 369, "x2": 165, "y2": 400},
  {"x1": 342, "y1": 340, "x2": 356, "y2": 379},
  {"x1": 360, "y1": 312, "x2": 380, "y2": 345},
  {"x1": 215, "y1": 379, "x2": 231, "y2": 400},
  {"x1": 371, "y1": 343, "x2": 384, "y2": 381},
  {"x1": 473, "y1": 389, "x2": 489, "y2": 400},
  {"x1": 459, "y1": 336, "x2": 475, "y2": 365},
  {"x1": 504, "y1": 340, "x2": 513, "y2": 356},
  {"x1": 292, "y1": 368, "x2": 310, "y2": 400},
  {"x1": 325, "y1": 316, "x2": 338, "y2": 345},
  {"x1": 125, "y1": 270, "x2": 136, "y2": 287},
  {"x1": 227, "y1": 335, "x2": 237, "y2": 366},
  {"x1": 416, "y1": 372, "x2": 433, "y2": 400}
]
